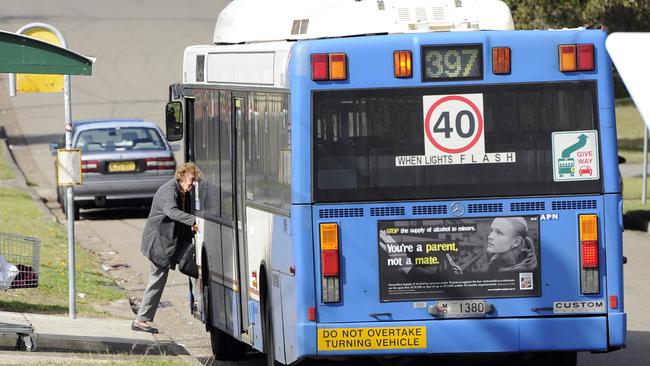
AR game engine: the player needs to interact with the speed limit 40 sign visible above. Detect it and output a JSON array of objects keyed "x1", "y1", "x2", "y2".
[{"x1": 423, "y1": 94, "x2": 485, "y2": 156}]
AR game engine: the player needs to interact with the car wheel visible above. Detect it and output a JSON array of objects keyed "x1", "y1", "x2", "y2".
[{"x1": 63, "y1": 199, "x2": 81, "y2": 221}]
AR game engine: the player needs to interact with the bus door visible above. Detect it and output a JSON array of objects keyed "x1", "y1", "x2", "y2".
[{"x1": 232, "y1": 94, "x2": 251, "y2": 339}]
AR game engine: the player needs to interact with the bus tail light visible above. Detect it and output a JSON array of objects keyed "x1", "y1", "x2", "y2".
[
  {"x1": 577, "y1": 44, "x2": 595, "y2": 71},
  {"x1": 393, "y1": 50, "x2": 412, "y2": 78},
  {"x1": 610, "y1": 295, "x2": 619, "y2": 310},
  {"x1": 329, "y1": 53, "x2": 347, "y2": 80},
  {"x1": 311, "y1": 54, "x2": 329, "y2": 80},
  {"x1": 492, "y1": 47, "x2": 511, "y2": 74},
  {"x1": 559, "y1": 44, "x2": 594, "y2": 72},
  {"x1": 581, "y1": 241, "x2": 599, "y2": 268},
  {"x1": 579, "y1": 214, "x2": 600, "y2": 294},
  {"x1": 559, "y1": 45, "x2": 577, "y2": 72},
  {"x1": 320, "y1": 223, "x2": 341, "y2": 303},
  {"x1": 312, "y1": 53, "x2": 348, "y2": 81},
  {"x1": 81, "y1": 159, "x2": 99, "y2": 173}
]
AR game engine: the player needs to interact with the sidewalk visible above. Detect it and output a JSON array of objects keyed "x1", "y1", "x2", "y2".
[{"x1": 0, "y1": 311, "x2": 182, "y2": 355}]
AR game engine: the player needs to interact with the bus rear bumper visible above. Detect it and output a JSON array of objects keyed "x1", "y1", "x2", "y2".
[
  {"x1": 298, "y1": 315, "x2": 627, "y2": 358},
  {"x1": 607, "y1": 312, "x2": 626, "y2": 349}
]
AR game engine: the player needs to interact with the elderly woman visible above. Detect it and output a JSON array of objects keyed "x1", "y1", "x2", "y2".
[
  {"x1": 132, "y1": 162, "x2": 198, "y2": 333},
  {"x1": 486, "y1": 217, "x2": 537, "y2": 273}
]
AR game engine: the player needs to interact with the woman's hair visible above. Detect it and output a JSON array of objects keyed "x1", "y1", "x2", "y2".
[
  {"x1": 507, "y1": 217, "x2": 528, "y2": 238},
  {"x1": 175, "y1": 162, "x2": 202, "y2": 181}
]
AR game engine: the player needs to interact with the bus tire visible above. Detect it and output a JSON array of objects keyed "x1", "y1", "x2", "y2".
[
  {"x1": 203, "y1": 260, "x2": 247, "y2": 360},
  {"x1": 261, "y1": 270, "x2": 280, "y2": 366}
]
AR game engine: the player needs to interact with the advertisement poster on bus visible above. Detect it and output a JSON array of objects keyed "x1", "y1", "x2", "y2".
[{"x1": 378, "y1": 216, "x2": 541, "y2": 302}]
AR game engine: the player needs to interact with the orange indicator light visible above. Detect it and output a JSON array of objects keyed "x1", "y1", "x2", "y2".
[
  {"x1": 329, "y1": 53, "x2": 347, "y2": 80},
  {"x1": 559, "y1": 44, "x2": 577, "y2": 72},
  {"x1": 393, "y1": 50, "x2": 412, "y2": 78},
  {"x1": 492, "y1": 47, "x2": 511, "y2": 74}
]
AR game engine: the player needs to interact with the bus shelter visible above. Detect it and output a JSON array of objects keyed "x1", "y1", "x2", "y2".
[{"x1": 0, "y1": 30, "x2": 92, "y2": 75}]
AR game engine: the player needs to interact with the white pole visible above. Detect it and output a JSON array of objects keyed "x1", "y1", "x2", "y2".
[
  {"x1": 64, "y1": 73, "x2": 76, "y2": 319},
  {"x1": 13, "y1": 23, "x2": 76, "y2": 319},
  {"x1": 641, "y1": 126, "x2": 648, "y2": 206}
]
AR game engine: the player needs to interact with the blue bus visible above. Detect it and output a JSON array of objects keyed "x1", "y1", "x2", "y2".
[{"x1": 165, "y1": 1, "x2": 626, "y2": 365}]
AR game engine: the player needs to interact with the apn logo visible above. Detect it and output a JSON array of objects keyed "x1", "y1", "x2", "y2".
[{"x1": 539, "y1": 213, "x2": 559, "y2": 221}]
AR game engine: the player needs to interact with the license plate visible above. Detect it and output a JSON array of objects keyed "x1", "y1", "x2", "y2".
[
  {"x1": 108, "y1": 161, "x2": 136, "y2": 172},
  {"x1": 431, "y1": 300, "x2": 489, "y2": 319}
]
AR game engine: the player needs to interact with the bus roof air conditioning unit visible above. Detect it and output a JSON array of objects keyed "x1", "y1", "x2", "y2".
[{"x1": 213, "y1": 0, "x2": 514, "y2": 45}]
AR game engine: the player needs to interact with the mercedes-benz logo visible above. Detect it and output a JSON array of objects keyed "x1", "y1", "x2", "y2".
[{"x1": 450, "y1": 202, "x2": 464, "y2": 216}]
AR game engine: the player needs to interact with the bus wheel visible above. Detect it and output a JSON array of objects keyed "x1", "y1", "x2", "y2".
[
  {"x1": 203, "y1": 262, "x2": 247, "y2": 360},
  {"x1": 261, "y1": 272, "x2": 280, "y2": 366}
]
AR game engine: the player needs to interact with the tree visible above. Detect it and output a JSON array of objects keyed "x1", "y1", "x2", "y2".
[
  {"x1": 583, "y1": 0, "x2": 650, "y2": 32},
  {"x1": 504, "y1": 0, "x2": 586, "y2": 29},
  {"x1": 504, "y1": 0, "x2": 650, "y2": 31}
]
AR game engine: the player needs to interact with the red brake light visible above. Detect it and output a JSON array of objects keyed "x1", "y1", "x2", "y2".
[
  {"x1": 81, "y1": 159, "x2": 99, "y2": 173},
  {"x1": 311, "y1": 54, "x2": 329, "y2": 81},
  {"x1": 577, "y1": 43, "x2": 595, "y2": 71},
  {"x1": 146, "y1": 157, "x2": 176, "y2": 171},
  {"x1": 610, "y1": 295, "x2": 619, "y2": 309},
  {"x1": 321, "y1": 250, "x2": 339, "y2": 277},
  {"x1": 581, "y1": 240, "x2": 599, "y2": 268}
]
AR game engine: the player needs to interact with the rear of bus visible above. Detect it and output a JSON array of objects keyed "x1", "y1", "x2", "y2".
[{"x1": 289, "y1": 29, "x2": 626, "y2": 361}]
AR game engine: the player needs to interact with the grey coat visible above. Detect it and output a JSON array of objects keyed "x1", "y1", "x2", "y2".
[{"x1": 140, "y1": 178, "x2": 195, "y2": 269}]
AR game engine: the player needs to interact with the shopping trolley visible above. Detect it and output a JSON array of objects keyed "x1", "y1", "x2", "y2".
[{"x1": 0, "y1": 232, "x2": 40, "y2": 351}]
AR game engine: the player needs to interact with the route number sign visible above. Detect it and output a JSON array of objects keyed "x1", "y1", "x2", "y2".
[
  {"x1": 423, "y1": 94, "x2": 485, "y2": 156},
  {"x1": 422, "y1": 45, "x2": 482, "y2": 81}
]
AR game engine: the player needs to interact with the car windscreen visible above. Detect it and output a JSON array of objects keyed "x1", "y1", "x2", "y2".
[
  {"x1": 313, "y1": 81, "x2": 602, "y2": 203},
  {"x1": 75, "y1": 127, "x2": 166, "y2": 152}
]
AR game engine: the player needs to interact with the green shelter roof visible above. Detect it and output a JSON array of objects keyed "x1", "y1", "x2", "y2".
[{"x1": 0, "y1": 30, "x2": 92, "y2": 75}]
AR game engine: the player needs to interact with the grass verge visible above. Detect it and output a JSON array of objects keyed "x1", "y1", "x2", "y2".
[
  {"x1": 0, "y1": 141, "x2": 15, "y2": 180},
  {"x1": 623, "y1": 176, "x2": 650, "y2": 213},
  {"x1": 0, "y1": 144, "x2": 123, "y2": 316},
  {"x1": 616, "y1": 100, "x2": 647, "y2": 164}
]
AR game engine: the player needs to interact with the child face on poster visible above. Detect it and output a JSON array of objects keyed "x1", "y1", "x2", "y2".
[{"x1": 487, "y1": 218, "x2": 526, "y2": 254}]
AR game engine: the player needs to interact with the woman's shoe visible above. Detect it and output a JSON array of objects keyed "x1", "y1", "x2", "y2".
[{"x1": 131, "y1": 321, "x2": 159, "y2": 334}]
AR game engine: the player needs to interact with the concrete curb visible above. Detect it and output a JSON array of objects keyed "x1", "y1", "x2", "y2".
[{"x1": 0, "y1": 311, "x2": 188, "y2": 356}]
